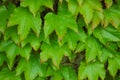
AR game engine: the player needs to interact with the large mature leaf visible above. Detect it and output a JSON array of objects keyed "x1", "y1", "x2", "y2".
[
  {"x1": 108, "y1": 55, "x2": 120, "y2": 77},
  {"x1": 0, "y1": 40, "x2": 19, "y2": 69},
  {"x1": 16, "y1": 54, "x2": 47, "y2": 80},
  {"x1": 0, "y1": 67, "x2": 21, "y2": 80},
  {"x1": 20, "y1": 0, "x2": 54, "y2": 15},
  {"x1": 40, "y1": 41, "x2": 71, "y2": 68},
  {"x1": 44, "y1": 12, "x2": 78, "y2": 39},
  {"x1": 78, "y1": 61, "x2": 105, "y2": 80},
  {"x1": 8, "y1": 7, "x2": 42, "y2": 41},
  {"x1": 85, "y1": 36, "x2": 102, "y2": 62}
]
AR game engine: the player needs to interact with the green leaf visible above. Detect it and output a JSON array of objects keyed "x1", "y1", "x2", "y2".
[
  {"x1": 85, "y1": 36, "x2": 102, "y2": 62},
  {"x1": 77, "y1": 0, "x2": 83, "y2": 6},
  {"x1": 21, "y1": 32, "x2": 41, "y2": 51},
  {"x1": 4, "y1": 26, "x2": 19, "y2": 44},
  {"x1": 98, "y1": 48, "x2": 114, "y2": 63},
  {"x1": 44, "y1": 12, "x2": 78, "y2": 39},
  {"x1": 16, "y1": 54, "x2": 47, "y2": 80},
  {"x1": 0, "y1": 40, "x2": 13, "y2": 52},
  {"x1": 34, "y1": 77, "x2": 45, "y2": 80},
  {"x1": 0, "y1": 5, "x2": 9, "y2": 33},
  {"x1": 20, "y1": 45, "x2": 32, "y2": 60},
  {"x1": 67, "y1": 0, "x2": 78, "y2": 15},
  {"x1": 40, "y1": 41, "x2": 71, "y2": 68},
  {"x1": 60, "y1": 65, "x2": 77, "y2": 80},
  {"x1": 78, "y1": 1, "x2": 93, "y2": 24},
  {"x1": 78, "y1": 0, "x2": 102, "y2": 25},
  {"x1": 91, "y1": 11, "x2": 103, "y2": 29},
  {"x1": 20, "y1": 0, "x2": 54, "y2": 15},
  {"x1": 87, "y1": 0, "x2": 102, "y2": 11},
  {"x1": 103, "y1": 7, "x2": 120, "y2": 28},
  {"x1": 5, "y1": 42, "x2": 19, "y2": 69},
  {"x1": 75, "y1": 42, "x2": 85, "y2": 53},
  {"x1": 0, "y1": 40, "x2": 19, "y2": 69},
  {"x1": 61, "y1": 29, "x2": 80, "y2": 50},
  {"x1": 46, "y1": 66, "x2": 63, "y2": 80},
  {"x1": 78, "y1": 61, "x2": 105, "y2": 80},
  {"x1": 108, "y1": 55, "x2": 120, "y2": 77},
  {"x1": 8, "y1": 7, "x2": 42, "y2": 41},
  {"x1": 0, "y1": 52, "x2": 6, "y2": 66},
  {"x1": 0, "y1": 67, "x2": 21, "y2": 80},
  {"x1": 0, "y1": 3, "x2": 15, "y2": 33},
  {"x1": 104, "y1": 0, "x2": 113, "y2": 8},
  {"x1": 93, "y1": 26, "x2": 120, "y2": 44}
]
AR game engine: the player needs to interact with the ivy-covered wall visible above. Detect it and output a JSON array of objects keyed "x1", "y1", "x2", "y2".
[{"x1": 0, "y1": 0, "x2": 120, "y2": 80}]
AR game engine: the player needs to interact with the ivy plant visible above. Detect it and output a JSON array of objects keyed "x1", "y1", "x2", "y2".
[{"x1": 0, "y1": 0, "x2": 120, "y2": 80}]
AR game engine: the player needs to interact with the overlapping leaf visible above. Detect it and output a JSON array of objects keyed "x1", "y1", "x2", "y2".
[
  {"x1": 61, "y1": 29, "x2": 80, "y2": 50},
  {"x1": 60, "y1": 65, "x2": 77, "y2": 80},
  {"x1": 93, "y1": 25, "x2": 120, "y2": 44},
  {"x1": 103, "y1": 7, "x2": 120, "y2": 28},
  {"x1": 40, "y1": 41, "x2": 71, "y2": 68},
  {"x1": 78, "y1": 61, "x2": 105, "y2": 80},
  {"x1": 85, "y1": 36, "x2": 102, "y2": 62},
  {"x1": 0, "y1": 3, "x2": 15, "y2": 33},
  {"x1": 78, "y1": 0, "x2": 102, "y2": 25},
  {"x1": 108, "y1": 55, "x2": 120, "y2": 77},
  {"x1": 8, "y1": 7, "x2": 42, "y2": 41},
  {"x1": 20, "y1": 0, "x2": 54, "y2": 15},
  {"x1": 16, "y1": 54, "x2": 47, "y2": 80},
  {"x1": 4, "y1": 26, "x2": 19, "y2": 44},
  {"x1": 0, "y1": 40, "x2": 19, "y2": 69},
  {"x1": 0, "y1": 67, "x2": 21, "y2": 80},
  {"x1": 0, "y1": 6, "x2": 9, "y2": 33},
  {"x1": 44, "y1": 12, "x2": 78, "y2": 39},
  {"x1": 0, "y1": 52, "x2": 6, "y2": 66},
  {"x1": 21, "y1": 32, "x2": 41, "y2": 51}
]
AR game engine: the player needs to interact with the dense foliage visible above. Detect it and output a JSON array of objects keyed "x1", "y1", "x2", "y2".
[{"x1": 0, "y1": 0, "x2": 120, "y2": 80}]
